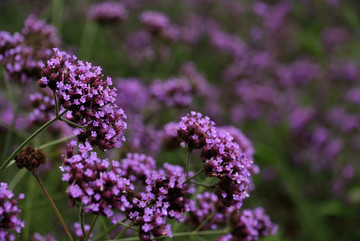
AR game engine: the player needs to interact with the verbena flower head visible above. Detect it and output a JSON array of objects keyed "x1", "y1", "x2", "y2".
[
  {"x1": 88, "y1": 1, "x2": 128, "y2": 24},
  {"x1": 187, "y1": 192, "x2": 233, "y2": 231},
  {"x1": 230, "y1": 207, "x2": 278, "y2": 241},
  {"x1": 31, "y1": 232, "x2": 57, "y2": 241},
  {"x1": 39, "y1": 48, "x2": 127, "y2": 150},
  {"x1": 139, "y1": 11, "x2": 170, "y2": 34},
  {"x1": 177, "y1": 111, "x2": 216, "y2": 151},
  {"x1": 201, "y1": 130, "x2": 252, "y2": 208},
  {"x1": 0, "y1": 15, "x2": 59, "y2": 82},
  {"x1": 61, "y1": 141, "x2": 134, "y2": 221},
  {"x1": 0, "y1": 182, "x2": 25, "y2": 241},
  {"x1": 119, "y1": 153, "x2": 156, "y2": 182},
  {"x1": 150, "y1": 78, "x2": 192, "y2": 108},
  {"x1": 161, "y1": 122, "x2": 182, "y2": 149}
]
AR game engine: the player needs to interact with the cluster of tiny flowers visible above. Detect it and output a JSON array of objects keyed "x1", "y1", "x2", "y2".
[
  {"x1": 178, "y1": 112, "x2": 252, "y2": 208},
  {"x1": 61, "y1": 141, "x2": 134, "y2": 221},
  {"x1": 124, "y1": 163, "x2": 194, "y2": 241},
  {"x1": 39, "y1": 48, "x2": 127, "y2": 150},
  {"x1": 88, "y1": 1, "x2": 128, "y2": 24},
  {"x1": 187, "y1": 192, "x2": 234, "y2": 231},
  {"x1": 0, "y1": 182, "x2": 25, "y2": 241},
  {"x1": 228, "y1": 207, "x2": 278, "y2": 241},
  {"x1": 73, "y1": 222, "x2": 93, "y2": 241},
  {"x1": 119, "y1": 153, "x2": 156, "y2": 183},
  {"x1": 149, "y1": 78, "x2": 193, "y2": 108},
  {"x1": 0, "y1": 15, "x2": 60, "y2": 82},
  {"x1": 177, "y1": 111, "x2": 216, "y2": 150}
]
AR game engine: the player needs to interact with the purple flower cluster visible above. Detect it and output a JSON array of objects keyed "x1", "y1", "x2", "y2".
[
  {"x1": 0, "y1": 15, "x2": 60, "y2": 82},
  {"x1": 61, "y1": 141, "x2": 134, "y2": 220},
  {"x1": 88, "y1": 1, "x2": 128, "y2": 24},
  {"x1": 139, "y1": 11, "x2": 170, "y2": 35},
  {"x1": 187, "y1": 192, "x2": 233, "y2": 231},
  {"x1": 119, "y1": 153, "x2": 156, "y2": 182},
  {"x1": 178, "y1": 111, "x2": 215, "y2": 150},
  {"x1": 39, "y1": 48, "x2": 127, "y2": 150},
  {"x1": 161, "y1": 121, "x2": 182, "y2": 149},
  {"x1": 228, "y1": 207, "x2": 278, "y2": 241},
  {"x1": 124, "y1": 163, "x2": 194, "y2": 241},
  {"x1": 31, "y1": 232, "x2": 57, "y2": 241},
  {"x1": 150, "y1": 78, "x2": 193, "y2": 108},
  {"x1": 178, "y1": 112, "x2": 252, "y2": 208},
  {"x1": 0, "y1": 182, "x2": 25, "y2": 241}
]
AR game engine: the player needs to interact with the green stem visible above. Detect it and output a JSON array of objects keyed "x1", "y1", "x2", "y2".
[
  {"x1": 33, "y1": 173, "x2": 74, "y2": 241},
  {"x1": 193, "y1": 211, "x2": 216, "y2": 232},
  {"x1": 94, "y1": 224, "x2": 120, "y2": 241},
  {"x1": 60, "y1": 117, "x2": 86, "y2": 130},
  {"x1": 118, "y1": 221, "x2": 138, "y2": 232},
  {"x1": 38, "y1": 135, "x2": 77, "y2": 149},
  {"x1": 184, "y1": 170, "x2": 204, "y2": 184},
  {"x1": 9, "y1": 169, "x2": 27, "y2": 190},
  {"x1": 0, "y1": 110, "x2": 67, "y2": 173},
  {"x1": 190, "y1": 181, "x2": 217, "y2": 189},
  {"x1": 80, "y1": 21, "x2": 98, "y2": 59},
  {"x1": 185, "y1": 150, "x2": 191, "y2": 180},
  {"x1": 84, "y1": 215, "x2": 99, "y2": 241},
  {"x1": 79, "y1": 205, "x2": 86, "y2": 238},
  {"x1": 53, "y1": 91, "x2": 59, "y2": 116}
]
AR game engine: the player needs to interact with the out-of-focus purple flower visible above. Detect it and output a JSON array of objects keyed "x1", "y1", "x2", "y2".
[
  {"x1": 0, "y1": 15, "x2": 60, "y2": 82},
  {"x1": 0, "y1": 182, "x2": 25, "y2": 241},
  {"x1": 123, "y1": 30, "x2": 154, "y2": 65},
  {"x1": 73, "y1": 222, "x2": 93, "y2": 241},
  {"x1": 329, "y1": 60, "x2": 359, "y2": 82},
  {"x1": 119, "y1": 153, "x2": 156, "y2": 182},
  {"x1": 139, "y1": 11, "x2": 170, "y2": 35},
  {"x1": 161, "y1": 121, "x2": 182, "y2": 149},
  {"x1": 115, "y1": 78, "x2": 149, "y2": 114},
  {"x1": 88, "y1": 1, "x2": 128, "y2": 24},
  {"x1": 187, "y1": 192, "x2": 234, "y2": 231},
  {"x1": 230, "y1": 207, "x2": 278, "y2": 241},
  {"x1": 31, "y1": 232, "x2": 57, "y2": 241},
  {"x1": 39, "y1": 48, "x2": 127, "y2": 151},
  {"x1": 125, "y1": 115, "x2": 162, "y2": 155},
  {"x1": 321, "y1": 27, "x2": 349, "y2": 51},
  {"x1": 61, "y1": 141, "x2": 134, "y2": 221},
  {"x1": 346, "y1": 87, "x2": 360, "y2": 105},
  {"x1": 149, "y1": 78, "x2": 193, "y2": 108}
]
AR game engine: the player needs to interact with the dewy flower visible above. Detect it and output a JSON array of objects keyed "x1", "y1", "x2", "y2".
[
  {"x1": 39, "y1": 48, "x2": 127, "y2": 151},
  {"x1": 0, "y1": 182, "x2": 25, "y2": 241},
  {"x1": 61, "y1": 141, "x2": 134, "y2": 221},
  {"x1": 88, "y1": 1, "x2": 128, "y2": 24}
]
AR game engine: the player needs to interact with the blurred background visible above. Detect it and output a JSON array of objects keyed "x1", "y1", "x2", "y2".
[{"x1": 1, "y1": 0, "x2": 360, "y2": 240}]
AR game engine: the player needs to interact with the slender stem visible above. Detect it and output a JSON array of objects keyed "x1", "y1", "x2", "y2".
[
  {"x1": 107, "y1": 228, "x2": 230, "y2": 241},
  {"x1": 0, "y1": 110, "x2": 67, "y2": 173},
  {"x1": 9, "y1": 169, "x2": 27, "y2": 190},
  {"x1": 190, "y1": 181, "x2": 217, "y2": 189},
  {"x1": 38, "y1": 135, "x2": 77, "y2": 149},
  {"x1": 60, "y1": 117, "x2": 86, "y2": 130},
  {"x1": 116, "y1": 219, "x2": 134, "y2": 239},
  {"x1": 193, "y1": 211, "x2": 216, "y2": 232},
  {"x1": 93, "y1": 224, "x2": 120, "y2": 241},
  {"x1": 84, "y1": 215, "x2": 99, "y2": 241},
  {"x1": 184, "y1": 170, "x2": 204, "y2": 184},
  {"x1": 185, "y1": 150, "x2": 191, "y2": 180},
  {"x1": 79, "y1": 205, "x2": 86, "y2": 238},
  {"x1": 118, "y1": 221, "x2": 138, "y2": 232},
  {"x1": 33, "y1": 173, "x2": 74, "y2": 241},
  {"x1": 53, "y1": 91, "x2": 59, "y2": 116}
]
